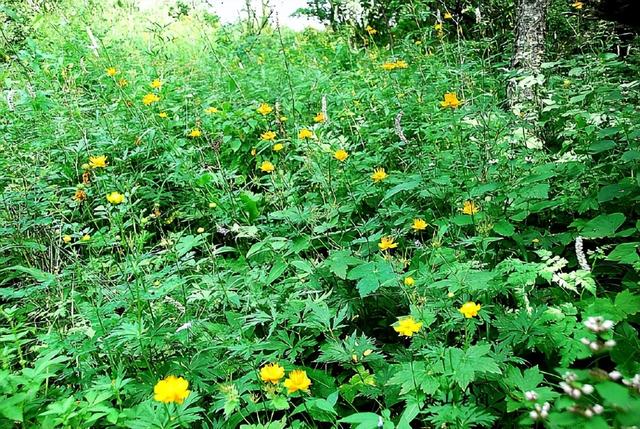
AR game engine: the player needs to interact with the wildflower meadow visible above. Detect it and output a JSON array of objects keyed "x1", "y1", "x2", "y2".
[{"x1": 1, "y1": 0, "x2": 640, "y2": 428}]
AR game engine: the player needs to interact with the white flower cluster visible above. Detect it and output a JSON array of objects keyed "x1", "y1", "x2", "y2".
[
  {"x1": 394, "y1": 111, "x2": 408, "y2": 145},
  {"x1": 575, "y1": 236, "x2": 591, "y2": 271},
  {"x1": 524, "y1": 390, "x2": 538, "y2": 401},
  {"x1": 558, "y1": 372, "x2": 598, "y2": 400},
  {"x1": 622, "y1": 374, "x2": 640, "y2": 393},
  {"x1": 580, "y1": 336, "x2": 616, "y2": 352},
  {"x1": 321, "y1": 95, "x2": 329, "y2": 124},
  {"x1": 6, "y1": 89, "x2": 16, "y2": 111},
  {"x1": 568, "y1": 403, "x2": 604, "y2": 418},
  {"x1": 164, "y1": 295, "x2": 185, "y2": 313},
  {"x1": 580, "y1": 316, "x2": 616, "y2": 352},
  {"x1": 559, "y1": 378, "x2": 594, "y2": 399},
  {"x1": 584, "y1": 316, "x2": 614, "y2": 333},
  {"x1": 529, "y1": 402, "x2": 550, "y2": 421}
]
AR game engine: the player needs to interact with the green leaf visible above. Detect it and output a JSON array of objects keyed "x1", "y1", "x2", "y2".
[
  {"x1": 589, "y1": 140, "x2": 615, "y2": 154},
  {"x1": 265, "y1": 259, "x2": 287, "y2": 285},
  {"x1": 239, "y1": 191, "x2": 261, "y2": 222},
  {"x1": 607, "y1": 242, "x2": 639, "y2": 265},
  {"x1": 578, "y1": 213, "x2": 626, "y2": 238},
  {"x1": 493, "y1": 220, "x2": 515, "y2": 237},
  {"x1": 596, "y1": 382, "x2": 634, "y2": 408},
  {"x1": 443, "y1": 345, "x2": 501, "y2": 390},
  {"x1": 0, "y1": 394, "x2": 25, "y2": 422},
  {"x1": 383, "y1": 179, "x2": 420, "y2": 201},
  {"x1": 397, "y1": 402, "x2": 420, "y2": 429},
  {"x1": 347, "y1": 260, "x2": 396, "y2": 297},
  {"x1": 339, "y1": 412, "x2": 381, "y2": 429},
  {"x1": 614, "y1": 290, "x2": 640, "y2": 317},
  {"x1": 324, "y1": 251, "x2": 361, "y2": 280}
]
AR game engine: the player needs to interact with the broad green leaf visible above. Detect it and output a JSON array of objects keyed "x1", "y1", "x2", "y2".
[{"x1": 578, "y1": 213, "x2": 626, "y2": 238}]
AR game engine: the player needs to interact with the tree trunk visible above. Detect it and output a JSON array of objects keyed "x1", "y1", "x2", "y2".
[{"x1": 508, "y1": 0, "x2": 550, "y2": 109}]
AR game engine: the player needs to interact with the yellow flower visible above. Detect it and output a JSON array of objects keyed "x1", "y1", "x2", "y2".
[
  {"x1": 189, "y1": 128, "x2": 202, "y2": 138},
  {"x1": 394, "y1": 60, "x2": 408, "y2": 69},
  {"x1": 106, "y1": 191, "x2": 124, "y2": 205},
  {"x1": 444, "y1": 11, "x2": 453, "y2": 19},
  {"x1": 251, "y1": 148, "x2": 257, "y2": 156},
  {"x1": 283, "y1": 370, "x2": 311, "y2": 394},
  {"x1": 153, "y1": 375, "x2": 190, "y2": 404},
  {"x1": 434, "y1": 23, "x2": 443, "y2": 31},
  {"x1": 412, "y1": 218, "x2": 428, "y2": 231},
  {"x1": 393, "y1": 316, "x2": 423, "y2": 337},
  {"x1": 260, "y1": 161, "x2": 275, "y2": 173},
  {"x1": 371, "y1": 167, "x2": 388, "y2": 182},
  {"x1": 447, "y1": 291, "x2": 455, "y2": 298},
  {"x1": 314, "y1": 112, "x2": 325, "y2": 123},
  {"x1": 440, "y1": 92, "x2": 461, "y2": 109},
  {"x1": 63, "y1": 235, "x2": 72, "y2": 243},
  {"x1": 158, "y1": 112, "x2": 168, "y2": 118},
  {"x1": 209, "y1": 202, "x2": 217, "y2": 208},
  {"x1": 378, "y1": 236, "x2": 397, "y2": 251},
  {"x1": 461, "y1": 200, "x2": 479, "y2": 215},
  {"x1": 366, "y1": 25, "x2": 377, "y2": 35},
  {"x1": 260, "y1": 363, "x2": 285, "y2": 384},
  {"x1": 382, "y1": 62, "x2": 397, "y2": 71},
  {"x1": 142, "y1": 93, "x2": 160, "y2": 106},
  {"x1": 334, "y1": 149, "x2": 348, "y2": 162},
  {"x1": 298, "y1": 129, "x2": 314, "y2": 139},
  {"x1": 257, "y1": 103, "x2": 273, "y2": 115},
  {"x1": 117, "y1": 78, "x2": 128, "y2": 87},
  {"x1": 197, "y1": 227, "x2": 205, "y2": 233},
  {"x1": 404, "y1": 277, "x2": 415, "y2": 286},
  {"x1": 459, "y1": 301, "x2": 481, "y2": 318},
  {"x1": 106, "y1": 67, "x2": 118, "y2": 77},
  {"x1": 205, "y1": 106, "x2": 219, "y2": 114},
  {"x1": 273, "y1": 143, "x2": 284, "y2": 151},
  {"x1": 563, "y1": 79, "x2": 572, "y2": 88},
  {"x1": 89, "y1": 155, "x2": 108, "y2": 168},
  {"x1": 150, "y1": 79, "x2": 162, "y2": 89},
  {"x1": 261, "y1": 131, "x2": 277, "y2": 141},
  {"x1": 572, "y1": 1, "x2": 583, "y2": 9},
  {"x1": 81, "y1": 234, "x2": 91, "y2": 241}
]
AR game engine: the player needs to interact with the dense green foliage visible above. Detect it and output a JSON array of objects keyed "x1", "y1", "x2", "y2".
[{"x1": 1, "y1": 1, "x2": 640, "y2": 428}]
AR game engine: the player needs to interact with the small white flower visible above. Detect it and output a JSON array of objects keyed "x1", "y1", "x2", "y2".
[
  {"x1": 592, "y1": 404, "x2": 604, "y2": 415},
  {"x1": 604, "y1": 339, "x2": 616, "y2": 348},
  {"x1": 175, "y1": 321, "x2": 193, "y2": 333},
  {"x1": 609, "y1": 371, "x2": 622, "y2": 380},
  {"x1": 589, "y1": 342, "x2": 600, "y2": 351},
  {"x1": 524, "y1": 390, "x2": 538, "y2": 401},
  {"x1": 559, "y1": 381, "x2": 572, "y2": 394},
  {"x1": 584, "y1": 408, "x2": 593, "y2": 418},
  {"x1": 571, "y1": 388, "x2": 582, "y2": 399},
  {"x1": 529, "y1": 410, "x2": 539, "y2": 420},
  {"x1": 539, "y1": 402, "x2": 550, "y2": 418},
  {"x1": 580, "y1": 337, "x2": 591, "y2": 345},
  {"x1": 581, "y1": 384, "x2": 594, "y2": 395}
]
